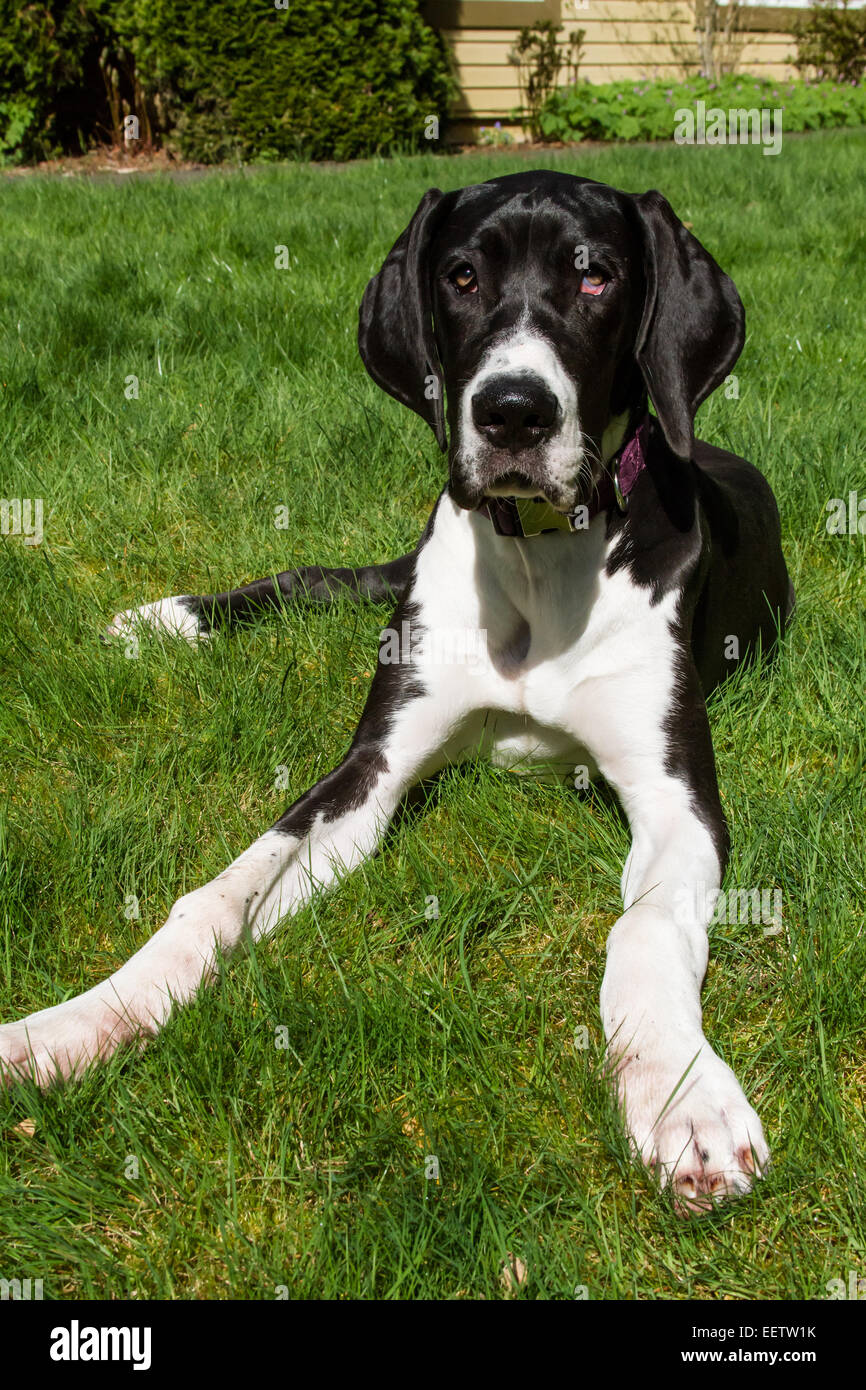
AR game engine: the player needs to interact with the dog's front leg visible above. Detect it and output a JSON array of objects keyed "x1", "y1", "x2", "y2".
[
  {"x1": 592, "y1": 688, "x2": 769, "y2": 1212},
  {"x1": 0, "y1": 660, "x2": 464, "y2": 1087}
]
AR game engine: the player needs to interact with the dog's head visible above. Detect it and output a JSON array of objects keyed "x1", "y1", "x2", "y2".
[{"x1": 358, "y1": 171, "x2": 744, "y2": 513}]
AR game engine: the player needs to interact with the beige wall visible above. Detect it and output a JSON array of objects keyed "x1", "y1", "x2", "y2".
[{"x1": 432, "y1": 1, "x2": 800, "y2": 134}]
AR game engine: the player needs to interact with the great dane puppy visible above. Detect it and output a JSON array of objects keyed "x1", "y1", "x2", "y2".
[{"x1": 0, "y1": 171, "x2": 792, "y2": 1213}]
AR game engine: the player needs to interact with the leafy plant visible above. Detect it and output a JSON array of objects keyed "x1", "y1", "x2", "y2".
[
  {"x1": 539, "y1": 73, "x2": 866, "y2": 144},
  {"x1": 0, "y1": 97, "x2": 37, "y2": 164},
  {"x1": 508, "y1": 21, "x2": 585, "y2": 140},
  {"x1": 478, "y1": 121, "x2": 515, "y2": 148},
  {"x1": 793, "y1": 0, "x2": 866, "y2": 82},
  {"x1": 0, "y1": 0, "x2": 107, "y2": 162}
]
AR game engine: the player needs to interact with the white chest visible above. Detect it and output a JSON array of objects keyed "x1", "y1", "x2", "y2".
[{"x1": 410, "y1": 495, "x2": 680, "y2": 772}]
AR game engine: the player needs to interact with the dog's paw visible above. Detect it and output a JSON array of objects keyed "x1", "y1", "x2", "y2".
[
  {"x1": 103, "y1": 596, "x2": 208, "y2": 647},
  {"x1": 613, "y1": 1042, "x2": 769, "y2": 1215},
  {"x1": 0, "y1": 995, "x2": 141, "y2": 1088}
]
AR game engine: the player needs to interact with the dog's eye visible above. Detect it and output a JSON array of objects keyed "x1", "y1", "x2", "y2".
[
  {"x1": 451, "y1": 263, "x2": 478, "y2": 295},
  {"x1": 580, "y1": 272, "x2": 607, "y2": 296}
]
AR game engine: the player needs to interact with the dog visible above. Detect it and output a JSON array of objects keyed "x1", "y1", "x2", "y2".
[{"x1": 0, "y1": 171, "x2": 793, "y2": 1213}]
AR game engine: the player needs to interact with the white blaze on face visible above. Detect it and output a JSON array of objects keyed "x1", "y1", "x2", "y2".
[{"x1": 456, "y1": 328, "x2": 584, "y2": 504}]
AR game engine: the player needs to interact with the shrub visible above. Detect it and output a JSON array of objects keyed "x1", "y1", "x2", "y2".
[
  {"x1": 539, "y1": 73, "x2": 866, "y2": 144},
  {"x1": 508, "y1": 21, "x2": 584, "y2": 141},
  {"x1": 0, "y1": 0, "x2": 112, "y2": 162},
  {"x1": 129, "y1": 0, "x2": 454, "y2": 163},
  {"x1": 0, "y1": 0, "x2": 454, "y2": 165},
  {"x1": 793, "y1": 0, "x2": 866, "y2": 83}
]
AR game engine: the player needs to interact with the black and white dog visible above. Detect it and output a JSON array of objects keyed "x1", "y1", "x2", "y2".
[{"x1": 1, "y1": 172, "x2": 792, "y2": 1213}]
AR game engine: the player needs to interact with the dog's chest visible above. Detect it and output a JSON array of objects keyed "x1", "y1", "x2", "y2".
[{"x1": 412, "y1": 497, "x2": 680, "y2": 766}]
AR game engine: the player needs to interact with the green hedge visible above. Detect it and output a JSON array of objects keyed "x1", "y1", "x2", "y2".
[
  {"x1": 129, "y1": 0, "x2": 455, "y2": 163},
  {"x1": 0, "y1": 0, "x2": 106, "y2": 162},
  {"x1": 0, "y1": 0, "x2": 454, "y2": 164},
  {"x1": 539, "y1": 74, "x2": 866, "y2": 144}
]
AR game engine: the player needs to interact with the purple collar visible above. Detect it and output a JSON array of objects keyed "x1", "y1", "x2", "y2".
[{"x1": 477, "y1": 414, "x2": 649, "y2": 539}]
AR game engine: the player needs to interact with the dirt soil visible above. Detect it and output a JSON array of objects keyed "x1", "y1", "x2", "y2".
[
  {"x1": 2, "y1": 146, "x2": 210, "y2": 178},
  {"x1": 1, "y1": 140, "x2": 587, "y2": 179}
]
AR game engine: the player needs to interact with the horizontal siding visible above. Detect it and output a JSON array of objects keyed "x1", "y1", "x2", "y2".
[
  {"x1": 454, "y1": 65, "x2": 790, "y2": 90},
  {"x1": 452, "y1": 44, "x2": 793, "y2": 76},
  {"x1": 443, "y1": 24, "x2": 699, "y2": 44},
  {"x1": 560, "y1": 0, "x2": 800, "y2": 22},
  {"x1": 442, "y1": 4, "x2": 798, "y2": 122}
]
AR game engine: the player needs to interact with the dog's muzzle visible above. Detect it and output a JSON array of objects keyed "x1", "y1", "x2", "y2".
[
  {"x1": 477, "y1": 414, "x2": 650, "y2": 538},
  {"x1": 471, "y1": 373, "x2": 559, "y2": 455},
  {"x1": 449, "y1": 369, "x2": 572, "y2": 512}
]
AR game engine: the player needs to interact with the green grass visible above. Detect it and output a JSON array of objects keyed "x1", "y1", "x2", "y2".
[{"x1": 0, "y1": 129, "x2": 864, "y2": 1300}]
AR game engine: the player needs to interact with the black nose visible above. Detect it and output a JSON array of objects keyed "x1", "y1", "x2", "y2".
[{"x1": 471, "y1": 374, "x2": 558, "y2": 451}]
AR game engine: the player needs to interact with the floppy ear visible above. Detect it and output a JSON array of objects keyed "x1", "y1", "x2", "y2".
[
  {"x1": 358, "y1": 188, "x2": 451, "y2": 452},
  {"x1": 632, "y1": 189, "x2": 745, "y2": 460}
]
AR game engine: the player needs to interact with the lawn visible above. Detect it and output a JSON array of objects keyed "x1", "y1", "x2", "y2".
[{"x1": 0, "y1": 129, "x2": 864, "y2": 1300}]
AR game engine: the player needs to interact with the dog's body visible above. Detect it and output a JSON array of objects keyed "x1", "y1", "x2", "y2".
[{"x1": 0, "y1": 172, "x2": 792, "y2": 1213}]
